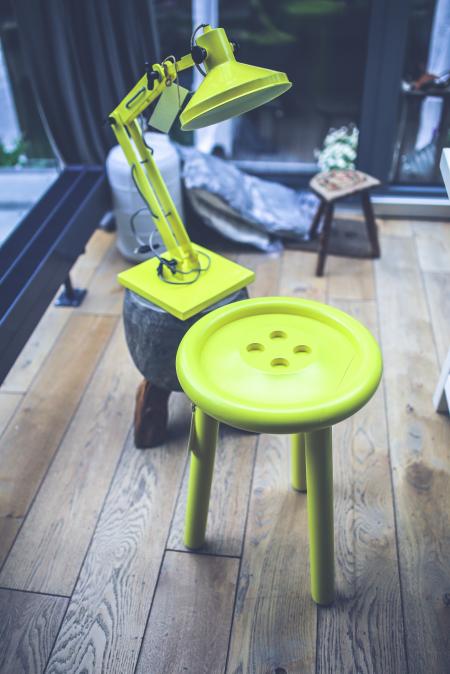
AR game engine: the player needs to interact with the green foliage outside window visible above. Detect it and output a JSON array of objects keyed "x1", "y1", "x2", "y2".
[{"x1": 0, "y1": 137, "x2": 28, "y2": 166}]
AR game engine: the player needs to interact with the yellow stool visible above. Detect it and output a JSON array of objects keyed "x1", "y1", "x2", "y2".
[{"x1": 176, "y1": 297, "x2": 382, "y2": 604}]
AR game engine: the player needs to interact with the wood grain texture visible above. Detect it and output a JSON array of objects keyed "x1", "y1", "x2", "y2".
[
  {"x1": 0, "y1": 323, "x2": 139, "y2": 595},
  {"x1": 413, "y1": 221, "x2": 450, "y2": 273},
  {"x1": 423, "y1": 271, "x2": 450, "y2": 367},
  {"x1": 278, "y1": 249, "x2": 326, "y2": 301},
  {"x1": 79, "y1": 245, "x2": 126, "y2": 315},
  {"x1": 237, "y1": 251, "x2": 282, "y2": 298},
  {"x1": 0, "y1": 589, "x2": 67, "y2": 674},
  {"x1": 0, "y1": 392, "x2": 22, "y2": 438},
  {"x1": 0, "y1": 218, "x2": 447, "y2": 672},
  {"x1": 378, "y1": 219, "x2": 413, "y2": 238},
  {"x1": 1, "y1": 230, "x2": 114, "y2": 394},
  {"x1": 316, "y1": 301, "x2": 407, "y2": 673},
  {"x1": 71, "y1": 229, "x2": 115, "y2": 290},
  {"x1": 327, "y1": 257, "x2": 375, "y2": 301},
  {"x1": 226, "y1": 434, "x2": 316, "y2": 674},
  {"x1": 137, "y1": 551, "x2": 239, "y2": 674},
  {"x1": 375, "y1": 235, "x2": 450, "y2": 673},
  {"x1": 0, "y1": 314, "x2": 115, "y2": 568},
  {"x1": 1, "y1": 310, "x2": 71, "y2": 395},
  {"x1": 225, "y1": 239, "x2": 319, "y2": 672},
  {"x1": 168, "y1": 426, "x2": 257, "y2": 556},
  {"x1": 45, "y1": 393, "x2": 190, "y2": 674}
]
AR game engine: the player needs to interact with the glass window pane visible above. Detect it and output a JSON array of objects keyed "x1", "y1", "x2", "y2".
[
  {"x1": 0, "y1": 10, "x2": 59, "y2": 248},
  {"x1": 212, "y1": 0, "x2": 371, "y2": 165},
  {"x1": 392, "y1": 0, "x2": 450, "y2": 185}
]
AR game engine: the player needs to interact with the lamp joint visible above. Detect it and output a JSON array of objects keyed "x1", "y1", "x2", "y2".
[
  {"x1": 145, "y1": 62, "x2": 161, "y2": 89},
  {"x1": 191, "y1": 45, "x2": 207, "y2": 65}
]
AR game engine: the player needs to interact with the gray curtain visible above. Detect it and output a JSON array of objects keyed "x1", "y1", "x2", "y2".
[{"x1": 14, "y1": 0, "x2": 160, "y2": 164}]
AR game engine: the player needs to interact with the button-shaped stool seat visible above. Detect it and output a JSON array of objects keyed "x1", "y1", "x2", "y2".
[{"x1": 176, "y1": 297, "x2": 382, "y2": 605}]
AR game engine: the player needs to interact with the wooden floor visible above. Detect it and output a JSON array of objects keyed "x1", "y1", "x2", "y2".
[{"x1": 0, "y1": 219, "x2": 449, "y2": 674}]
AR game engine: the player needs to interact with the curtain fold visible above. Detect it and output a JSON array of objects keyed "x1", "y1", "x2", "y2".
[{"x1": 14, "y1": 0, "x2": 159, "y2": 163}]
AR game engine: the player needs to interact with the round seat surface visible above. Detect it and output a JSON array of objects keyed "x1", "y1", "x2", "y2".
[{"x1": 176, "y1": 297, "x2": 382, "y2": 433}]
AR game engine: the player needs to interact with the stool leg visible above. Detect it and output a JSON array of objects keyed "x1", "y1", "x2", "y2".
[
  {"x1": 184, "y1": 407, "x2": 219, "y2": 550},
  {"x1": 290, "y1": 433, "x2": 307, "y2": 492},
  {"x1": 305, "y1": 427, "x2": 334, "y2": 605},
  {"x1": 316, "y1": 203, "x2": 334, "y2": 277},
  {"x1": 361, "y1": 190, "x2": 381, "y2": 259},
  {"x1": 309, "y1": 199, "x2": 326, "y2": 239}
]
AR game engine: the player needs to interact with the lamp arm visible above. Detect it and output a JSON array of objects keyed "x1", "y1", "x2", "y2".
[{"x1": 108, "y1": 55, "x2": 199, "y2": 270}]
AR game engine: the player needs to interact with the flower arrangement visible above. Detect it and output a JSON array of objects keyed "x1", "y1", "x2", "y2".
[{"x1": 315, "y1": 124, "x2": 359, "y2": 172}]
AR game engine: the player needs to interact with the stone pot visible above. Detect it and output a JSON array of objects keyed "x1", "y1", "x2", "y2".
[{"x1": 122, "y1": 287, "x2": 249, "y2": 447}]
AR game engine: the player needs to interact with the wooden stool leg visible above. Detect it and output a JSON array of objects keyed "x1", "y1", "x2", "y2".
[
  {"x1": 305, "y1": 427, "x2": 335, "y2": 605},
  {"x1": 316, "y1": 204, "x2": 334, "y2": 277},
  {"x1": 184, "y1": 407, "x2": 219, "y2": 550},
  {"x1": 309, "y1": 199, "x2": 326, "y2": 239},
  {"x1": 290, "y1": 433, "x2": 307, "y2": 492},
  {"x1": 361, "y1": 191, "x2": 381, "y2": 258},
  {"x1": 134, "y1": 379, "x2": 171, "y2": 449}
]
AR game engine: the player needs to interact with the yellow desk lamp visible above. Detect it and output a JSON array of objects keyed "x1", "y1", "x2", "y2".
[{"x1": 109, "y1": 25, "x2": 291, "y2": 320}]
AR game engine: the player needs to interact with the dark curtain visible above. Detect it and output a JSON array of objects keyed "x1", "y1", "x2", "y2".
[{"x1": 13, "y1": 0, "x2": 160, "y2": 164}]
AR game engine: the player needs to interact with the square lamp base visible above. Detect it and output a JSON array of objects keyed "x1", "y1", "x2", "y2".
[{"x1": 117, "y1": 244, "x2": 255, "y2": 320}]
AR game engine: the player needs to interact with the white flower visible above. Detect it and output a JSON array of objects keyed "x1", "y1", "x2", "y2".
[{"x1": 316, "y1": 124, "x2": 359, "y2": 171}]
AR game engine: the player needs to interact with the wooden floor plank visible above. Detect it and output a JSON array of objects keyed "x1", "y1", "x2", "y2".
[
  {"x1": 413, "y1": 221, "x2": 450, "y2": 273},
  {"x1": 237, "y1": 251, "x2": 282, "y2": 298},
  {"x1": 0, "y1": 589, "x2": 67, "y2": 674},
  {"x1": 168, "y1": 426, "x2": 257, "y2": 556},
  {"x1": 1, "y1": 310, "x2": 72, "y2": 395},
  {"x1": 278, "y1": 249, "x2": 327, "y2": 301},
  {"x1": 327, "y1": 257, "x2": 375, "y2": 301},
  {"x1": 0, "y1": 392, "x2": 22, "y2": 438},
  {"x1": 79, "y1": 245, "x2": 126, "y2": 315},
  {"x1": 375, "y1": 235, "x2": 450, "y2": 673},
  {"x1": 378, "y1": 218, "x2": 413, "y2": 238},
  {"x1": 137, "y1": 551, "x2": 239, "y2": 674},
  {"x1": 0, "y1": 314, "x2": 115, "y2": 568},
  {"x1": 423, "y1": 271, "x2": 450, "y2": 367},
  {"x1": 316, "y1": 301, "x2": 407, "y2": 673},
  {"x1": 225, "y1": 241, "x2": 320, "y2": 672},
  {"x1": 1, "y1": 230, "x2": 114, "y2": 394},
  {"x1": 0, "y1": 323, "x2": 139, "y2": 595},
  {"x1": 226, "y1": 434, "x2": 316, "y2": 674},
  {"x1": 71, "y1": 229, "x2": 115, "y2": 290},
  {"x1": 45, "y1": 393, "x2": 190, "y2": 674}
]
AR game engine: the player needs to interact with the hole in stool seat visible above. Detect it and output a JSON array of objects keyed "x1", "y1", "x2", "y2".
[
  {"x1": 270, "y1": 330, "x2": 287, "y2": 339},
  {"x1": 271, "y1": 357, "x2": 289, "y2": 367},
  {"x1": 293, "y1": 344, "x2": 311, "y2": 354},
  {"x1": 247, "y1": 342, "x2": 264, "y2": 352}
]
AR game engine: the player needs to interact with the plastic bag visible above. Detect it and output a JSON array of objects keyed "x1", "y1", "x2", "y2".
[{"x1": 179, "y1": 146, "x2": 319, "y2": 252}]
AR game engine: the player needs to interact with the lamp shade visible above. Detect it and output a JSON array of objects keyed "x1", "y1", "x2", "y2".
[{"x1": 180, "y1": 26, "x2": 291, "y2": 131}]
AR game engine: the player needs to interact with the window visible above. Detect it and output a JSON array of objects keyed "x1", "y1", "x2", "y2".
[
  {"x1": 390, "y1": 0, "x2": 450, "y2": 185},
  {"x1": 0, "y1": 3, "x2": 58, "y2": 247}
]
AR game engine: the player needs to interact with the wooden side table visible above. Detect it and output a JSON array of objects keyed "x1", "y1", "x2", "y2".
[{"x1": 309, "y1": 169, "x2": 381, "y2": 276}]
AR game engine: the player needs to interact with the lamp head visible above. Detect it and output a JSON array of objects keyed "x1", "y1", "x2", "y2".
[{"x1": 180, "y1": 25, "x2": 291, "y2": 131}]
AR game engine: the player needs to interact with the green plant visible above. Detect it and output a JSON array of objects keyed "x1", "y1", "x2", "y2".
[{"x1": 0, "y1": 137, "x2": 28, "y2": 166}]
